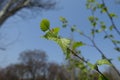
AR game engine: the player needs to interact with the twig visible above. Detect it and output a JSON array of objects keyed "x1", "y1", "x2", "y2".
[
  {"x1": 96, "y1": 66, "x2": 108, "y2": 80},
  {"x1": 101, "y1": 0, "x2": 120, "y2": 36},
  {"x1": 81, "y1": 32, "x2": 120, "y2": 77},
  {"x1": 67, "y1": 47, "x2": 108, "y2": 79}
]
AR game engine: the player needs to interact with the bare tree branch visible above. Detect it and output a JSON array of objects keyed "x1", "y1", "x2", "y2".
[{"x1": 0, "y1": 0, "x2": 56, "y2": 27}]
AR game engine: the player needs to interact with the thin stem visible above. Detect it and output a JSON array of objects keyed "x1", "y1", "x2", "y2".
[
  {"x1": 67, "y1": 47, "x2": 108, "y2": 79},
  {"x1": 104, "y1": 31, "x2": 118, "y2": 48},
  {"x1": 101, "y1": 0, "x2": 120, "y2": 36},
  {"x1": 96, "y1": 67, "x2": 108, "y2": 80},
  {"x1": 67, "y1": 47, "x2": 88, "y2": 63},
  {"x1": 92, "y1": 39, "x2": 120, "y2": 77},
  {"x1": 81, "y1": 32, "x2": 120, "y2": 77}
]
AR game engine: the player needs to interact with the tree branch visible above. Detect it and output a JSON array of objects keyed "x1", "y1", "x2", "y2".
[
  {"x1": 101, "y1": 0, "x2": 120, "y2": 36},
  {"x1": 0, "y1": 0, "x2": 56, "y2": 27},
  {"x1": 67, "y1": 47, "x2": 108, "y2": 79}
]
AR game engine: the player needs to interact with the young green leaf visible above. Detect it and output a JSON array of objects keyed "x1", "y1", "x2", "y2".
[
  {"x1": 88, "y1": 16, "x2": 94, "y2": 22},
  {"x1": 97, "y1": 4, "x2": 104, "y2": 8},
  {"x1": 51, "y1": 27, "x2": 60, "y2": 35},
  {"x1": 115, "y1": 47, "x2": 120, "y2": 52},
  {"x1": 101, "y1": 25, "x2": 106, "y2": 30},
  {"x1": 87, "y1": 62, "x2": 96, "y2": 70},
  {"x1": 88, "y1": 0, "x2": 95, "y2": 2},
  {"x1": 91, "y1": 29, "x2": 95, "y2": 35},
  {"x1": 118, "y1": 57, "x2": 120, "y2": 61},
  {"x1": 57, "y1": 38, "x2": 71, "y2": 54},
  {"x1": 59, "y1": 16, "x2": 68, "y2": 28},
  {"x1": 109, "y1": 13, "x2": 117, "y2": 18},
  {"x1": 112, "y1": 40, "x2": 120, "y2": 44},
  {"x1": 59, "y1": 16, "x2": 67, "y2": 23},
  {"x1": 109, "y1": 25, "x2": 114, "y2": 31},
  {"x1": 40, "y1": 19, "x2": 50, "y2": 32},
  {"x1": 53, "y1": 38, "x2": 71, "y2": 54},
  {"x1": 96, "y1": 59, "x2": 111, "y2": 66},
  {"x1": 101, "y1": 7, "x2": 107, "y2": 13},
  {"x1": 100, "y1": 21, "x2": 106, "y2": 31},
  {"x1": 71, "y1": 25, "x2": 76, "y2": 32},
  {"x1": 72, "y1": 41, "x2": 85, "y2": 50},
  {"x1": 42, "y1": 29, "x2": 70, "y2": 54}
]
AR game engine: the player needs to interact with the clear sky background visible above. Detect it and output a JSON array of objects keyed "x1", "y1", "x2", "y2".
[{"x1": 0, "y1": 0, "x2": 120, "y2": 70}]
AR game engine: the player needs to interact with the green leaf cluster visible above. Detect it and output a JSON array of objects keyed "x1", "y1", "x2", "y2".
[
  {"x1": 59, "y1": 17, "x2": 68, "y2": 28},
  {"x1": 109, "y1": 13, "x2": 117, "y2": 18},
  {"x1": 88, "y1": 16, "x2": 98, "y2": 27},
  {"x1": 39, "y1": 0, "x2": 120, "y2": 80},
  {"x1": 40, "y1": 19, "x2": 70, "y2": 54},
  {"x1": 72, "y1": 42, "x2": 85, "y2": 50},
  {"x1": 104, "y1": 34, "x2": 114, "y2": 39},
  {"x1": 40, "y1": 19, "x2": 50, "y2": 32},
  {"x1": 96, "y1": 59, "x2": 111, "y2": 66},
  {"x1": 115, "y1": 47, "x2": 120, "y2": 52}
]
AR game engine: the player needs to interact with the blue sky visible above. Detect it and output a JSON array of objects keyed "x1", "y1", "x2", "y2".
[{"x1": 0, "y1": 0, "x2": 120, "y2": 70}]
